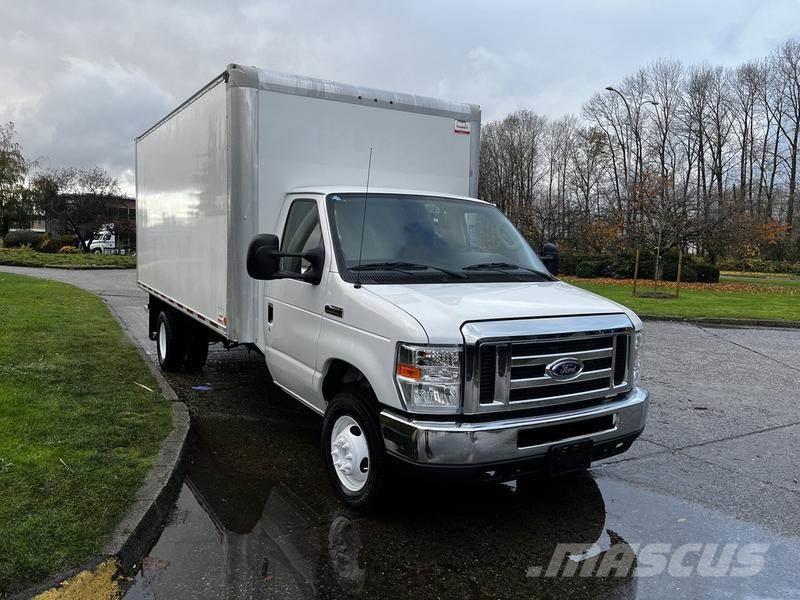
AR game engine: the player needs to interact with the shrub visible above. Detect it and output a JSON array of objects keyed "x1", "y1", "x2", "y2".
[
  {"x1": 557, "y1": 252, "x2": 588, "y2": 276},
  {"x1": 55, "y1": 234, "x2": 77, "y2": 248},
  {"x1": 36, "y1": 236, "x2": 60, "y2": 254},
  {"x1": 694, "y1": 262, "x2": 721, "y2": 283},
  {"x1": 3, "y1": 230, "x2": 46, "y2": 248},
  {"x1": 661, "y1": 262, "x2": 686, "y2": 281},
  {"x1": 575, "y1": 261, "x2": 600, "y2": 278},
  {"x1": 605, "y1": 252, "x2": 637, "y2": 279},
  {"x1": 58, "y1": 246, "x2": 78, "y2": 254}
]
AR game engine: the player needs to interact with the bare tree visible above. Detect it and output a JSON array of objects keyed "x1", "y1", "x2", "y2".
[
  {"x1": 773, "y1": 39, "x2": 800, "y2": 232},
  {"x1": 31, "y1": 167, "x2": 121, "y2": 250},
  {"x1": 476, "y1": 37, "x2": 800, "y2": 265}
]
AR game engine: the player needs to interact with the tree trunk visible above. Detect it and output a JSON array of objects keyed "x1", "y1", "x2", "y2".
[
  {"x1": 787, "y1": 125, "x2": 799, "y2": 232},
  {"x1": 653, "y1": 228, "x2": 663, "y2": 294}
]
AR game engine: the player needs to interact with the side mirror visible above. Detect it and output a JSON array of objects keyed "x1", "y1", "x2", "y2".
[
  {"x1": 246, "y1": 234, "x2": 326, "y2": 285},
  {"x1": 541, "y1": 242, "x2": 560, "y2": 276},
  {"x1": 247, "y1": 234, "x2": 280, "y2": 279}
]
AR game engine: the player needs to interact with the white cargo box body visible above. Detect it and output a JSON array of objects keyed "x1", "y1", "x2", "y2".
[{"x1": 136, "y1": 64, "x2": 481, "y2": 343}]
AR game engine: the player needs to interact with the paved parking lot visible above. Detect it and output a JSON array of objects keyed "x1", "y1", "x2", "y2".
[{"x1": 3, "y1": 266, "x2": 799, "y2": 599}]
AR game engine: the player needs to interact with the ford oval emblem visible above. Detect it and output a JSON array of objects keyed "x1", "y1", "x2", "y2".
[{"x1": 546, "y1": 357, "x2": 584, "y2": 381}]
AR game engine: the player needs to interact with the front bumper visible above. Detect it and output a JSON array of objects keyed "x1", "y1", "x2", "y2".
[{"x1": 380, "y1": 386, "x2": 649, "y2": 467}]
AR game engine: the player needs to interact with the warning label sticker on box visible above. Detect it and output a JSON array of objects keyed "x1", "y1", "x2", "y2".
[{"x1": 454, "y1": 120, "x2": 471, "y2": 135}]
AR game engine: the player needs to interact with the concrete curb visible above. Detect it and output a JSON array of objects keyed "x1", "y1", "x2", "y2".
[
  {"x1": 641, "y1": 314, "x2": 800, "y2": 329},
  {"x1": 101, "y1": 299, "x2": 191, "y2": 574}
]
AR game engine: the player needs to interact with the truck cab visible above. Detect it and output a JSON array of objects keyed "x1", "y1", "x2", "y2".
[{"x1": 89, "y1": 230, "x2": 115, "y2": 254}]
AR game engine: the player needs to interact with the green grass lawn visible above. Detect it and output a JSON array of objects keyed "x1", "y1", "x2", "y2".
[
  {"x1": 0, "y1": 273, "x2": 171, "y2": 593},
  {"x1": 0, "y1": 247, "x2": 136, "y2": 269},
  {"x1": 567, "y1": 278, "x2": 800, "y2": 322}
]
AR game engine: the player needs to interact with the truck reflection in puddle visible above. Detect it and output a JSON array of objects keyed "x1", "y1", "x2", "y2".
[{"x1": 124, "y1": 415, "x2": 637, "y2": 599}]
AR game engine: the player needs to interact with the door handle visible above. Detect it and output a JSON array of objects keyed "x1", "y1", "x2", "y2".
[{"x1": 267, "y1": 302, "x2": 274, "y2": 323}]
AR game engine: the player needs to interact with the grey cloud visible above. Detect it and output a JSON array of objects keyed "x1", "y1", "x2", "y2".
[
  {"x1": 12, "y1": 58, "x2": 173, "y2": 172},
  {"x1": 1, "y1": 0, "x2": 799, "y2": 194}
]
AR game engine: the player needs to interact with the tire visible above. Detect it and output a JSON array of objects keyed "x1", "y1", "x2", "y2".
[
  {"x1": 156, "y1": 310, "x2": 187, "y2": 372},
  {"x1": 322, "y1": 388, "x2": 387, "y2": 511},
  {"x1": 184, "y1": 321, "x2": 209, "y2": 372},
  {"x1": 93, "y1": 248, "x2": 102, "y2": 254}
]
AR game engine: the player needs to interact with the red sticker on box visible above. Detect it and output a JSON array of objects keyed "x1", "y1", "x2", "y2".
[{"x1": 454, "y1": 120, "x2": 471, "y2": 135}]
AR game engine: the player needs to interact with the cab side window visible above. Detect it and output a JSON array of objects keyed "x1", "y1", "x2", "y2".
[{"x1": 281, "y1": 199, "x2": 322, "y2": 274}]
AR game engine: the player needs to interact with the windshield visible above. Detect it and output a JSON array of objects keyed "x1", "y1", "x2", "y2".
[{"x1": 326, "y1": 193, "x2": 549, "y2": 284}]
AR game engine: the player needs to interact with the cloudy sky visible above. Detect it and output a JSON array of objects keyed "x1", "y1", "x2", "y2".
[{"x1": 2, "y1": 0, "x2": 799, "y2": 194}]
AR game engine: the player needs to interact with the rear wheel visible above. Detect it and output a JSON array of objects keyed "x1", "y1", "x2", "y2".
[
  {"x1": 322, "y1": 388, "x2": 386, "y2": 511},
  {"x1": 156, "y1": 310, "x2": 187, "y2": 372}
]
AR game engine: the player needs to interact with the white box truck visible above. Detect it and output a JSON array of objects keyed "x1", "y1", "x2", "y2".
[{"x1": 137, "y1": 64, "x2": 649, "y2": 509}]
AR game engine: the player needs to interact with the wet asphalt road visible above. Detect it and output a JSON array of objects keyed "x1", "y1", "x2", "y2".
[{"x1": 2, "y1": 266, "x2": 799, "y2": 599}]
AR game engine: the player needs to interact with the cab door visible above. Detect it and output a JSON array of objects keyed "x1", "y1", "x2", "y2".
[{"x1": 264, "y1": 198, "x2": 325, "y2": 401}]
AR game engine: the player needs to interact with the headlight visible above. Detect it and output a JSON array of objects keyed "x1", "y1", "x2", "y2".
[
  {"x1": 632, "y1": 330, "x2": 643, "y2": 385},
  {"x1": 395, "y1": 344, "x2": 462, "y2": 414}
]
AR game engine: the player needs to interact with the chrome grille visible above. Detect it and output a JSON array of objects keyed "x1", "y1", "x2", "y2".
[{"x1": 462, "y1": 314, "x2": 634, "y2": 414}]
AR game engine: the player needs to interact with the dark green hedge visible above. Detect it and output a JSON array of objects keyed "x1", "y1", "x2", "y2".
[
  {"x1": 3, "y1": 230, "x2": 46, "y2": 248},
  {"x1": 716, "y1": 257, "x2": 800, "y2": 275},
  {"x1": 562, "y1": 249, "x2": 720, "y2": 283}
]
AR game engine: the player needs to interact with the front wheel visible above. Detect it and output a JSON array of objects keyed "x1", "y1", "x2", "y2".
[{"x1": 322, "y1": 389, "x2": 387, "y2": 511}]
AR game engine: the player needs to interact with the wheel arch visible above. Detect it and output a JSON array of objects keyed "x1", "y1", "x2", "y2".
[{"x1": 321, "y1": 359, "x2": 375, "y2": 404}]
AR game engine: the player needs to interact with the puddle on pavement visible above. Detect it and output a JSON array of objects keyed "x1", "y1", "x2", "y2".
[{"x1": 122, "y1": 409, "x2": 800, "y2": 599}]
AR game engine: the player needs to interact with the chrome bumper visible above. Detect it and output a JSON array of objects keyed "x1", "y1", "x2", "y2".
[{"x1": 380, "y1": 387, "x2": 649, "y2": 466}]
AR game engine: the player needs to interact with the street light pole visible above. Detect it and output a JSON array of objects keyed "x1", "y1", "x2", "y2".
[
  {"x1": 604, "y1": 86, "x2": 659, "y2": 181},
  {"x1": 605, "y1": 86, "x2": 658, "y2": 297}
]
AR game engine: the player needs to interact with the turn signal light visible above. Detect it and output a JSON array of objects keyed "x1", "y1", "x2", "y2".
[{"x1": 397, "y1": 363, "x2": 421, "y2": 380}]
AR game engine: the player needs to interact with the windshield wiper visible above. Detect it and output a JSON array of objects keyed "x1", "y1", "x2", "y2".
[
  {"x1": 350, "y1": 261, "x2": 467, "y2": 279},
  {"x1": 462, "y1": 262, "x2": 554, "y2": 280}
]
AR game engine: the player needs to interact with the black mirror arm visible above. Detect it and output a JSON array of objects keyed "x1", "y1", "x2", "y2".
[{"x1": 272, "y1": 248, "x2": 325, "y2": 285}]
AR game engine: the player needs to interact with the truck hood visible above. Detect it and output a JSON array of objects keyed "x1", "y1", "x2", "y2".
[{"x1": 364, "y1": 280, "x2": 637, "y2": 343}]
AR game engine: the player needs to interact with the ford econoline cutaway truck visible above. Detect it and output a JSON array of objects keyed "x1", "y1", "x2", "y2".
[{"x1": 136, "y1": 64, "x2": 648, "y2": 509}]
